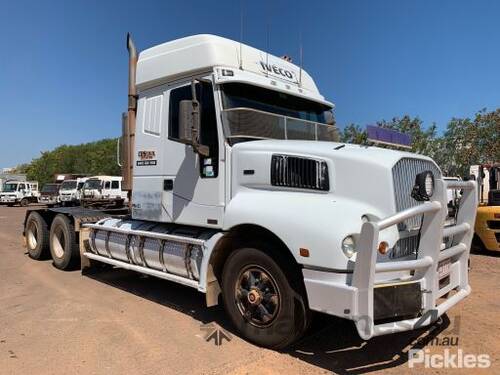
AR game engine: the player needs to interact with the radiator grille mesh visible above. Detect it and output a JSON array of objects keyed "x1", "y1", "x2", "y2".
[{"x1": 392, "y1": 158, "x2": 441, "y2": 230}]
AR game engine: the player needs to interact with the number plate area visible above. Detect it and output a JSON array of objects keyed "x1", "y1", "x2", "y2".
[
  {"x1": 438, "y1": 259, "x2": 451, "y2": 279},
  {"x1": 373, "y1": 282, "x2": 422, "y2": 321}
]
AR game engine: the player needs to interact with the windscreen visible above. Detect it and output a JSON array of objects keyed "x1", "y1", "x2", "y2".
[
  {"x1": 84, "y1": 179, "x2": 102, "y2": 189},
  {"x1": 3, "y1": 183, "x2": 18, "y2": 192},
  {"x1": 60, "y1": 181, "x2": 77, "y2": 191},
  {"x1": 41, "y1": 184, "x2": 60, "y2": 193},
  {"x1": 221, "y1": 83, "x2": 338, "y2": 142}
]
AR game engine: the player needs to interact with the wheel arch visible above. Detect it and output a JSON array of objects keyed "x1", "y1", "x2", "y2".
[{"x1": 203, "y1": 223, "x2": 305, "y2": 307}]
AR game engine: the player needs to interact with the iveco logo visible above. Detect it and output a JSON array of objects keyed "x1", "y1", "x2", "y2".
[{"x1": 259, "y1": 61, "x2": 296, "y2": 82}]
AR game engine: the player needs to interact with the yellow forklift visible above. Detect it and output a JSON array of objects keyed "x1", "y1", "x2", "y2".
[{"x1": 469, "y1": 164, "x2": 500, "y2": 251}]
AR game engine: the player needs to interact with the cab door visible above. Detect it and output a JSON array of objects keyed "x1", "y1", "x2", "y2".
[
  {"x1": 132, "y1": 76, "x2": 225, "y2": 227},
  {"x1": 102, "y1": 180, "x2": 112, "y2": 198}
]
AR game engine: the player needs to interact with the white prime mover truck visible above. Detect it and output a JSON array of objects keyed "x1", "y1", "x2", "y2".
[{"x1": 22, "y1": 34, "x2": 477, "y2": 349}]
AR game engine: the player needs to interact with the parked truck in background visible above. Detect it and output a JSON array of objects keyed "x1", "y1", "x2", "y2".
[
  {"x1": 59, "y1": 177, "x2": 88, "y2": 206},
  {"x1": 0, "y1": 174, "x2": 27, "y2": 192},
  {"x1": 39, "y1": 174, "x2": 87, "y2": 207},
  {"x1": 0, "y1": 180, "x2": 39, "y2": 206},
  {"x1": 470, "y1": 164, "x2": 500, "y2": 251},
  {"x1": 80, "y1": 176, "x2": 128, "y2": 208},
  {"x1": 21, "y1": 34, "x2": 477, "y2": 349},
  {"x1": 38, "y1": 183, "x2": 61, "y2": 206}
]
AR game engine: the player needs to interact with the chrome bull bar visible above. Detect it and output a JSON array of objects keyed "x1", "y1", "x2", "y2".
[{"x1": 353, "y1": 179, "x2": 477, "y2": 340}]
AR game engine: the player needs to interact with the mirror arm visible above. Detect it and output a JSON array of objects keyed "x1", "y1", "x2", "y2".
[{"x1": 189, "y1": 80, "x2": 210, "y2": 157}]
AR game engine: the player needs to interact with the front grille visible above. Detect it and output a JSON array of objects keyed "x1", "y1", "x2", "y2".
[
  {"x1": 390, "y1": 234, "x2": 420, "y2": 259},
  {"x1": 392, "y1": 158, "x2": 441, "y2": 230},
  {"x1": 271, "y1": 154, "x2": 329, "y2": 191}
]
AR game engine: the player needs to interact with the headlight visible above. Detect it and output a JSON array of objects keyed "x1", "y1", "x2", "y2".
[
  {"x1": 411, "y1": 170, "x2": 434, "y2": 201},
  {"x1": 342, "y1": 235, "x2": 356, "y2": 258},
  {"x1": 424, "y1": 172, "x2": 434, "y2": 196}
]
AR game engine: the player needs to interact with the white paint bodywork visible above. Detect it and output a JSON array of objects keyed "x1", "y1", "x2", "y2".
[
  {"x1": 226, "y1": 141, "x2": 417, "y2": 270},
  {"x1": 83, "y1": 34, "x2": 477, "y2": 340},
  {"x1": 136, "y1": 34, "x2": 326, "y2": 105}
]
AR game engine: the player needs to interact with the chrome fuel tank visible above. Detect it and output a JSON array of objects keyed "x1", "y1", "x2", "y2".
[{"x1": 89, "y1": 218, "x2": 206, "y2": 280}]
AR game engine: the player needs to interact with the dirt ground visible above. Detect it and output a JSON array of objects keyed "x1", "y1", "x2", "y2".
[{"x1": 0, "y1": 205, "x2": 498, "y2": 375}]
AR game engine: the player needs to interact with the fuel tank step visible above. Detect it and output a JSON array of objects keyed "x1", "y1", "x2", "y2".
[{"x1": 85, "y1": 219, "x2": 219, "y2": 281}]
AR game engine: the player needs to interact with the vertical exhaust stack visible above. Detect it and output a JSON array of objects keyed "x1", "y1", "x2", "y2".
[{"x1": 122, "y1": 33, "x2": 137, "y2": 195}]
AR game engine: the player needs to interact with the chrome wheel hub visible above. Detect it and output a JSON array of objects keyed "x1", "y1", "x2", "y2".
[{"x1": 235, "y1": 266, "x2": 280, "y2": 327}]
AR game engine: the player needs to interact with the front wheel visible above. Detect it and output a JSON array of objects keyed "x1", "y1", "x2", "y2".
[
  {"x1": 49, "y1": 214, "x2": 79, "y2": 270},
  {"x1": 222, "y1": 246, "x2": 310, "y2": 349},
  {"x1": 20, "y1": 198, "x2": 29, "y2": 207}
]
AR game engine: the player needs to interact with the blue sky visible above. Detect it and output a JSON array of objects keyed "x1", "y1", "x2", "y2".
[{"x1": 0, "y1": 0, "x2": 499, "y2": 167}]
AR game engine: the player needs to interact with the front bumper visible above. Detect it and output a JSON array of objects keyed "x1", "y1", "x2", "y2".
[
  {"x1": 39, "y1": 196, "x2": 58, "y2": 204},
  {"x1": 59, "y1": 195, "x2": 76, "y2": 202},
  {"x1": 0, "y1": 196, "x2": 18, "y2": 203},
  {"x1": 303, "y1": 179, "x2": 477, "y2": 340}
]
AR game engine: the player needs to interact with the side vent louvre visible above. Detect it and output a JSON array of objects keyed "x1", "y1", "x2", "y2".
[{"x1": 271, "y1": 155, "x2": 329, "y2": 191}]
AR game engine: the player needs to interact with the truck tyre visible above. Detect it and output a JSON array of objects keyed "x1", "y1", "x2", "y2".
[
  {"x1": 20, "y1": 198, "x2": 29, "y2": 207},
  {"x1": 26, "y1": 212, "x2": 50, "y2": 260},
  {"x1": 49, "y1": 214, "x2": 79, "y2": 270},
  {"x1": 222, "y1": 246, "x2": 310, "y2": 349}
]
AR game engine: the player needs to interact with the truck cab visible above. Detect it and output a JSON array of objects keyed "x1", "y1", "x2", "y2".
[
  {"x1": 59, "y1": 178, "x2": 88, "y2": 206},
  {"x1": 38, "y1": 183, "x2": 61, "y2": 206},
  {"x1": 0, "y1": 180, "x2": 39, "y2": 206}
]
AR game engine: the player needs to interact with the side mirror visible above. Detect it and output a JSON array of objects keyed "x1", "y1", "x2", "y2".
[{"x1": 178, "y1": 81, "x2": 209, "y2": 157}]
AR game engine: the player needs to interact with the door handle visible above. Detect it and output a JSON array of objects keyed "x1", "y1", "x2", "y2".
[{"x1": 163, "y1": 179, "x2": 173, "y2": 191}]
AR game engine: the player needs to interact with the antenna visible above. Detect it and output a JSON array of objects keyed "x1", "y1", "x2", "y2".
[
  {"x1": 265, "y1": 2, "x2": 271, "y2": 76},
  {"x1": 299, "y1": 32, "x2": 303, "y2": 86},
  {"x1": 239, "y1": 0, "x2": 244, "y2": 70}
]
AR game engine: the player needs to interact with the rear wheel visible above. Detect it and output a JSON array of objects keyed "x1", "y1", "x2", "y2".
[
  {"x1": 26, "y1": 212, "x2": 50, "y2": 260},
  {"x1": 222, "y1": 245, "x2": 310, "y2": 349},
  {"x1": 49, "y1": 214, "x2": 79, "y2": 270}
]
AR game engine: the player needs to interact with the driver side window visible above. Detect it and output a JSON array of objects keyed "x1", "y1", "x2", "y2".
[{"x1": 168, "y1": 81, "x2": 219, "y2": 178}]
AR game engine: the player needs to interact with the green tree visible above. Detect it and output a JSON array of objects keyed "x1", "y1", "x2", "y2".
[
  {"x1": 340, "y1": 123, "x2": 368, "y2": 144},
  {"x1": 26, "y1": 138, "x2": 121, "y2": 187}
]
